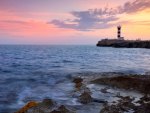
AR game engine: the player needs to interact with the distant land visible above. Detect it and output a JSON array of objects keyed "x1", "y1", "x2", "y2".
[{"x1": 97, "y1": 26, "x2": 150, "y2": 49}]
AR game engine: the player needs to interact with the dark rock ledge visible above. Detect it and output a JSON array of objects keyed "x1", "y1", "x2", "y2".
[
  {"x1": 91, "y1": 74, "x2": 150, "y2": 113},
  {"x1": 97, "y1": 39, "x2": 150, "y2": 48}
]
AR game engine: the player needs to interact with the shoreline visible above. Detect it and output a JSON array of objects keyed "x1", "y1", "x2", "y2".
[
  {"x1": 16, "y1": 72, "x2": 150, "y2": 113},
  {"x1": 97, "y1": 39, "x2": 150, "y2": 49}
]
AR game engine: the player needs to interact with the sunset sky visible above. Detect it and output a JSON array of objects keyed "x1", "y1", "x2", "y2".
[{"x1": 0, "y1": 0, "x2": 150, "y2": 44}]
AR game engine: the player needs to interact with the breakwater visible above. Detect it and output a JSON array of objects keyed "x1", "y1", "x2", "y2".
[{"x1": 97, "y1": 39, "x2": 150, "y2": 48}]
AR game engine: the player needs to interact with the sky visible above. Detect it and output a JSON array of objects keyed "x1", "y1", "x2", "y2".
[{"x1": 0, "y1": 0, "x2": 150, "y2": 45}]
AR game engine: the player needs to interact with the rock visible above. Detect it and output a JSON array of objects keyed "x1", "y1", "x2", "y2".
[
  {"x1": 97, "y1": 39, "x2": 150, "y2": 49},
  {"x1": 100, "y1": 96, "x2": 135, "y2": 113},
  {"x1": 134, "y1": 103, "x2": 150, "y2": 113},
  {"x1": 27, "y1": 99, "x2": 55, "y2": 113},
  {"x1": 16, "y1": 101, "x2": 38, "y2": 113},
  {"x1": 100, "y1": 88, "x2": 109, "y2": 93},
  {"x1": 58, "y1": 105, "x2": 75, "y2": 113},
  {"x1": 17, "y1": 99, "x2": 75, "y2": 113},
  {"x1": 141, "y1": 95, "x2": 150, "y2": 102},
  {"x1": 120, "y1": 96, "x2": 134, "y2": 102},
  {"x1": 73, "y1": 77, "x2": 83, "y2": 84},
  {"x1": 42, "y1": 99, "x2": 55, "y2": 107},
  {"x1": 79, "y1": 92, "x2": 92, "y2": 104},
  {"x1": 27, "y1": 108, "x2": 45, "y2": 113},
  {"x1": 100, "y1": 95, "x2": 150, "y2": 113},
  {"x1": 134, "y1": 95, "x2": 150, "y2": 113},
  {"x1": 73, "y1": 77, "x2": 83, "y2": 90},
  {"x1": 75, "y1": 82, "x2": 83, "y2": 90},
  {"x1": 50, "y1": 105, "x2": 75, "y2": 113},
  {"x1": 91, "y1": 75, "x2": 150, "y2": 95},
  {"x1": 117, "y1": 96, "x2": 135, "y2": 111},
  {"x1": 50, "y1": 110, "x2": 61, "y2": 113},
  {"x1": 100, "y1": 103, "x2": 122, "y2": 113},
  {"x1": 137, "y1": 95, "x2": 150, "y2": 104},
  {"x1": 145, "y1": 71, "x2": 150, "y2": 75}
]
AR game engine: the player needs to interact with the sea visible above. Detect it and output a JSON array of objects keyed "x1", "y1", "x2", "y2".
[{"x1": 0, "y1": 45, "x2": 150, "y2": 112}]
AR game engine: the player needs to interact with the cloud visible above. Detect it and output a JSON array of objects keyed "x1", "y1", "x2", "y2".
[
  {"x1": 50, "y1": 0, "x2": 150, "y2": 31},
  {"x1": 50, "y1": 19, "x2": 77, "y2": 29},
  {"x1": 50, "y1": 10, "x2": 119, "y2": 31},
  {"x1": 120, "y1": 0, "x2": 150, "y2": 13},
  {"x1": 71, "y1": 11, "x2": 119, "y2": 30}
]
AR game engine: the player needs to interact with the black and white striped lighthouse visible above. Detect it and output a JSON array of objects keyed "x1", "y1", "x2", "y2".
[
  {"x1": 117, "y1": 25, "x2": 124, "y2": 40},
  {"x1": 117, "y1": 25, "x2": 121, "y2": 39}
]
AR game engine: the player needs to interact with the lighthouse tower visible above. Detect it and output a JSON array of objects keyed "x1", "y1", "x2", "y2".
[{"x1": 117, "y1": 25, "x2": 124, "y2": 40}]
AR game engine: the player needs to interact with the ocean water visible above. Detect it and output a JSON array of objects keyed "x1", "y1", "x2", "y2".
[{"x1": 0, "y1": 45, "x2": 150, "y2": 112}]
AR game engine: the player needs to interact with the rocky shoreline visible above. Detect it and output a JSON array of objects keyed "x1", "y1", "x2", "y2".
[
  {"x1": 16, "y1": 72, "x2": 150, "y2": 113},
  {"x1": 91, "y1": 73, "x2": 150, "y2": 113}
]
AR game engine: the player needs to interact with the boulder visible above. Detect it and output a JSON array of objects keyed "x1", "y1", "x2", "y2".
[
  {"x1": 73, "y1": 77, "x2": 83, "y2": 90},
  {"x1": 75, "y1": 82, "x2": 83, "y2": 89},
  {"x1": 41, "y1": 99, "x2": 55, "y2": 107},
  {"x1": 73, "y1": 77, "x2": 83, "y2": 84},
  {"x1": 100, "y1": 88, "x2": 109, "y2": 93},
  {"x1": 79, "y1": 92, "x2": 92, "y2": 104},
  {"x1": 27, "y1": 99, "x2": 55, "y2": 113}
]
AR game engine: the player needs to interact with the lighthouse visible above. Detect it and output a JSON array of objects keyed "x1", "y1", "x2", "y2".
[{"x1": 117, "y1": 25, "x2": 124, "y2": 40}]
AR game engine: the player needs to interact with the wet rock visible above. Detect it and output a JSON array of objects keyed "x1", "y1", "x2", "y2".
[
  {"x1": 79, "y1": 92, "x2": 92, "y2": 104},
  {"x1": 58, "y1": 105, "x2": 75, "y2": 113},
  {"x1": 136, "y1": 95, "x2": 150, "y2": 105},
  {"x1": 27, "y1": 99, "x2": 55, "y2": 113},
  {"x1": 100, "y1": 96, "x2": 136, "y2": 113},
  {"x1": 50, "y1": 110, "x2": 61, "y2": 113},
  {"x1": 145, "y1": 71, "x2": 150, "y2": 75},
  {"x1": 141, "y1": 95, "x2": 150, "y2": 102},
  {"x1": 75, "y1": 82, "x2": 83, "y2": 90},
  {"x1": 117, "y1": 96, "x2": 135, "y2": 111},
  {"x1": 134, "y1": 103, "x2": 150, "y2": 113},
  {"x1": 92, "y1": 75, "x2": 150, "y2": 95},
  {"x1": 50, "y1": 105, "x2": 75, "y2": 113},
  {"x1": 119, "y1": 96, "x2": 134, "y2": 102},
  {"x1": 16, "y1": 101, "x2": 38, "y2": 113},
  {"x1": 73, "y1": 77, "x2": 83, "y2": 90},
  {"x1": 100, "y1": 104, "x2": 122, "y2": 113},
  {"x1": 42, "y1": 99, "x2": 55, "y2": 107},
  {"x1": 73, "y1": 77, "x2": 83, "y2": 84},
  {"x1": 100, "y1": 87, "x2": 109, "y2": 93},
  {"x1": 27, "y1": 108, "x2": 45, "y2": 113},
  {"x1": 143, "y1": 83, "x2": 150, "y2": 95},
  {"x1": 134, "y1": 95, "x2": 150, "y2": 112}
]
